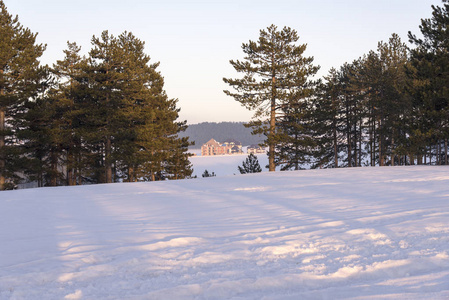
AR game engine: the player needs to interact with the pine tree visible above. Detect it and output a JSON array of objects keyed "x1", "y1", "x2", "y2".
[
  {"x1": 313, "y1": 68, "x2": 344, "y2": 168},
  {"x1": 276, "y1": 98, "x2": 317, "y2": 170},
  {"x1": 83, "y1": 30, "x2": 124, "y2": 183},
  {"x1": 202, "y1": 169, "x2": 216, "y2": 177},
  {"x1": 409, "y1": 0, "x2": 449, "y2": 165},
  {"x1": 224, "y1": 25, "x2": 319, "y2": 172},
  {"x1": 238, "y1": 153, "x2": 262, "y2": 174},
  {"x1": 18, "y1": 85, "x2": 67, "y2": 187},
  {"x1": 335, "y1": 61, "x2": 365, "y2": 168},
  {"x1": 52, "y1": 42, "x2": 87, "y2": 185},
  {"x1": 20, "y1": 42, "x2": 88, "y2": 187},
  {"x1": 113, "y1": 32, "x2": 192, "y2": 182},
  {"x1": 375, "y1": 34, "x2": 410, "y2": 166},
  {"x1": 79, "y1": 31, "x2": 192, "y2": 183},
  {"x1": 0, "y1": 1, "x2": 47, "y2": 190}
]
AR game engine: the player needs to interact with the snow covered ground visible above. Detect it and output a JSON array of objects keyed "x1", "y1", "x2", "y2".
[
  {"x1": 1, "y1": 166, "x2": 449, "y2": 299},
  {"x1": 190, "y1": 152, "x2": 269, "y2": 177}
]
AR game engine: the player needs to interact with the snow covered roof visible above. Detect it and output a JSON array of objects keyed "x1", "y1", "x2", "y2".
[
  {"x1": 203, "y1": 138, "x2": 221, "y2": 146},
  {"x1": 223, "y1": 138, "x2": 242, "y2": 145}
]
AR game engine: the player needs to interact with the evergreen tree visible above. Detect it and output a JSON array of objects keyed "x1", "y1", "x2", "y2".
[
  {"x1": 18, "y1": 84, "x2": 68, "y2": 187},
  {"x1": 202, "y1": 169, "x2": 216, "y2": 177},
  {"x1": 276, "y1": 98, "x2": 317, "y2": 170},
  {"x1": 409, "y1": 0, "x2": 449, "y2": 165},
  {"x1": 375, "y1": 34, "x2": 410, "y2": 166},
  {"x1": 20, "y1": 42, "x2": 88, "y2": 187},
  {"x1": 238, "y1": 153, "x2": 262, "y2": 174},
  {"x1": 0, "y1": 1, "x2": 47, "y2": 190},
  {"x1": 360, "y1": 35, "x2": 410, "y2": 166},
  {"x1": 83, "y1": 30, "x2": 123, "y2": 183},
  {"x1": 224, "y1": 25, "x2": 319, "y2": 172},
  {"x1": 313, "y1": 68, "x2": 344, "y2": 168},
  {"x1": 164, "y1": 135, "x2": 194, "y2": 180},
  {"x1": 52, "y1": 42, "x2": 87, "y2": 185},
  {"x1": 334, "y1": 61, "x2": 365, "y2": 168},
  {"x1": 114, "y1": 32, "x2": 192, "y2": 182},
  {"x1": 312, "y1": 35, "x2": 410, "y2": 169},
  {"x1": 81, "y1": 31, "x2": 192, "y2": 183}
]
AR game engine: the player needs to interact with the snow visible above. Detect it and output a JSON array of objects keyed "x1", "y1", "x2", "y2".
[
  {"x1": 1, "y1": 166, "x2": 449, "y2": 299},
  {"x1": 189, "y1": 149, "x2": 270, "y2": 177}
]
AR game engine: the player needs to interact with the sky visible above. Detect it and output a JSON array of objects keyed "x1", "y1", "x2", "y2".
[{"x1": 5, "y1": 0, "x2": 442, "y2": 124}]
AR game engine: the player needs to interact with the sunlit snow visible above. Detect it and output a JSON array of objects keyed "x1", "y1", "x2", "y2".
[{"x1": 1, "y1": 166, "x2": 449, "y2": 299}]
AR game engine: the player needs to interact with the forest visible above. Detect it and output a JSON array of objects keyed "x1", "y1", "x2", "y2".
[
  {"x1": 224, "y1": 2, "x2": 449, "y2": 171},
  {"x1": 0, "y1": 1, "x2": 192, "y2": 190},
  {"x1": 1, "y1": 0, "x2": 449, "y2": 190}
]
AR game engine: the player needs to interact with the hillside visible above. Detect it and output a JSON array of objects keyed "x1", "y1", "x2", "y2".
[
  {"x1": 179, "y1": 122, "x2": 264, "y2": 148},
  {"x1": 1, "y1": 166, "x2": 449, "y2": 299}
]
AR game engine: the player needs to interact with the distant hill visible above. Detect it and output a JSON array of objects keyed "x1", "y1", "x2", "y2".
[{"x1": 180, "y1": 122, "x2": 264, "y2": 149}]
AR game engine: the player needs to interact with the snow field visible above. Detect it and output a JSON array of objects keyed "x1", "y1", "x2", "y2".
[
  {"x1": 189, "y1": 150, "x2": 269, "y2": 177},
  {"x1": 1, "y1": 166, "x2": 449, "y2": 299}
]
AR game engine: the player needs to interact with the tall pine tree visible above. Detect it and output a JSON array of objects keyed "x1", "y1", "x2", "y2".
[
  {"x1": 409, "y1": 0, "x2": 449, "y2": 165},
  {"x1": 0, "y1": 1, "x2": 47, "y2": 189},
  {"x1": 80, "y1": 31, "x2": 192, "y2": 183},
  {"x1": 224, "y1": 25, "x2": 319, "y2": 171}
]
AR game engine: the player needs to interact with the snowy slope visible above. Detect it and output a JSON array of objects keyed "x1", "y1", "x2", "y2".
[{"x1": 1, "y1": 166, "x2": 449, "y2": 299}]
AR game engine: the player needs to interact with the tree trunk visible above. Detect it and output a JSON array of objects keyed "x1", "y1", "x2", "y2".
[
  {"x1": 379, "y1": 118, "x2": 384, "y2": 166},
  {"x1": 38, "y1": 172, "x2": 43, "y2": 188},
  {"x1": 437, "y1": 139, "x2": 441, "y2": 165},
  {"x1": 346, "y1": 102, "x2": 352, "y2": 167},
  {"x1": 370, "y1": 116, "x2": 373, "y2": 166},
  {"x1": 77, "y1": 150, "x2": 82, "y2": 185},
  {"x1": 444, "y1": 138, "x2": 448, "y2": 165},
  {"x1": 0, "y1": 108, "x2": 5, "y2": 190},
  {"x1": 359, "y1": 118, "x2": 362, "y2": 167},
  {"x1": 333, "y1": 117, "x2": 338, "y2": 168},
  {"x1": 371, "y1": 114, "x2": 376, "y2": 166},
  {"x1": 50, "y1": 149, "x2": 58, "y2": 186},
  {"x1": 424, "y1": 147, "x2": 427, "y2": 165},
  {"x1": 67, "y1": 150, "x2": 76, "y2": 186},
  {"x1": 346, "y1": 112, "x2": 352, "y2": 168},
  {"x1": 105, "y1": 137, "x2": 112, "y2": 183},
  {"x1": 128, "y1": 166, "x2": 134, "y2": 182},
  {"x1": 67, "y1": 167, "x2": 74, "y2": 186},
  {"x1": 294, "y1": 134, "x2": 299, "y2": 171},
  {"x1": 430, "y1": 144, "x2": 433, "y2": 165},
  {"x1": 268, "y1": 72, "x2": 276, "y2": 172},
  {"x1": 391, "y1": 129, "x2": 396, "y2": 166},
  {"x1": 353, "y1": 122, "x2": 358, "y2": 167}
]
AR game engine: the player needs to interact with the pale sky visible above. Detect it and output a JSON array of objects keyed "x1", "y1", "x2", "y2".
[{"x1": 6, "y1": 0, "x2": 441, "y2": 124}]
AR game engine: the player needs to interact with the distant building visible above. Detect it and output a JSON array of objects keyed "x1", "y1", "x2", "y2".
[
  {"x1": 223, "y1": 139, "x2": 243, "y2": 154},
  {"x1": 247, "y1": 144, "x2": 266, "y2": 155},
  {"x1": 201, "y1": 139, "x2": 224, "y2": 156},
  {"x1": 201, "y1": 138, "x2": 244, "y2": 156}
]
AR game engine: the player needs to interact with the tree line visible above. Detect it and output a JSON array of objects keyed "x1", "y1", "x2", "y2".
[
  {"x1": 2, "y1": 1, "x2": 448, "y2": 190},
  {"x1": 224, "y1": 1, "x2": 449, "y2": 171},
  {"x1": 0, "y1": 1, "x2": 192, "y2": 190}
]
